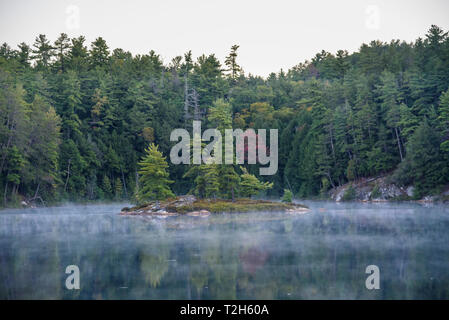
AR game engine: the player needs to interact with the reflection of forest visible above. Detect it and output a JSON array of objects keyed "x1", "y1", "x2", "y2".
[{"x1": 1, "y1": 204, "x2": 449, "y2": 299}]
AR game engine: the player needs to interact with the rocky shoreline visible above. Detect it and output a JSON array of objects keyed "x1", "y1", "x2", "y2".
[
  {"x1": 329, "y1": 175, "x2": 449, "y2": 203},
  {"x1": 120, "y1": 195, "x2": 310, "y2": 217}
]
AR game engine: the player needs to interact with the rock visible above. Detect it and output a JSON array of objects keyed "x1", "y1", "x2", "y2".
[
  {"x1": 330, "y1": 175, "x2": 410, "y2": 201},
  {"x1": 286, "y1": 208, "x2": 308, "y2": 215},
  {"x1": 334, "y1": 188, "x2": 345, "y2": 202},
  {"x1": 419, "y1": 196, "x2": 435, "y2": 202},
  {"x1": 187, "y1": 209, "x2": 210, "y2": 217},
  {"x1": 170, "y1": 195, "x2": 196, "y2": 207},
  {"x1": 406, "y1": 186, "x2": 415, "y2": 197}
]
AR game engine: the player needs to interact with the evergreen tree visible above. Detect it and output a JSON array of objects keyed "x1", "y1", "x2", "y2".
[
  {"x1": 136, "y1": 143, "x2": 174, "y2": 203},
  {"x1": 89, "y1": 37, "x2": 110, "y2": 68},
  {"x1": 239, "y1": 167, "x2": 273, "y2": 198},
  {"x1": 102, "y1": 175, "x2": 112, "y2": 198},
  {"x1": 225, "y1": 45, "x2": 242, "y2": 82},
  {"x1": 438, "y1": 89, "x2": 449, "y2": 152},
  {"x1": 204, "y1": 164, "x2": 220, "y2": 198},
  {"x1": 218, "y1": 165, "x2": 240, "y2": 201},
  {"x1": 31, "y1": 34, "x2": 54, "y2": 70},
  {"x1": 281, "y1": 189, "x2": 293, "y2": 203},
  {"x1": 54, "y1": 33, "x2": 70, "y2": 72},
  {"x1": 394, "y1": 119, "x2": 447, "y2": 197},
  {"x1": 114, "y1": 177, "x2": 123, "y2": 200}
]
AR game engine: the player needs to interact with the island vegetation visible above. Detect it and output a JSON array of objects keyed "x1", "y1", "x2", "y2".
[{"x1": 1, "y1": 25, "x2": 449, "y2": 208}]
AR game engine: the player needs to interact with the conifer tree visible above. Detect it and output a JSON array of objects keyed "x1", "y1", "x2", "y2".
[
  {"x1": 54, "y1": 33, "x2": 70, "y2": 72},
  {"x1": 204, "y1": 164, "x2": 220, "y2": 198},
  {"x1": 438, "y1": 90, "x2": 449, "y2": 152},
  {"x1": 31, "y1": 34, "x2": 54, "y2": 70},
  {"x1": 225, "y1": 45, "x2": 242, "y2": 82},
  {"x1": 239, "y1": 167, "x2": 273, "y2": 198},
  {"x1": 114, "y1": 177, "x2": 123, "y2": 200},
  {"x1": 136, "y1": 143, "x2": 174, "y2": 203},
  {"x1": 102, "y1": 175, "x2": 112, "y2": 198}
]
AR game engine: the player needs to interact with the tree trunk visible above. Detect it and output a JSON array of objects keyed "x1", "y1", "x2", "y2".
[
  {"x1": 4, "y1": 181, "x2": 8, "y2": 207},
  {"x1": 64, "y1": 159, "x2": 71, "y2": 192},
  {"x1": 120, "y1": 165, "x2": 128, "y2": 198},
  {"x1": 394, "y1": 127, "x2": 403, "y2": 161}
]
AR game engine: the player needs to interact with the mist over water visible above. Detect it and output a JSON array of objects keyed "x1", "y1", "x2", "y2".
[{"x1": 1, "y1": 201, "x2": 449, "y2": 299}]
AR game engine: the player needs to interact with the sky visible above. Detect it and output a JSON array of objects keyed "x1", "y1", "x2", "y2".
[{"x1": 1, "y1": 0, "x2": 449, "y2": 77}]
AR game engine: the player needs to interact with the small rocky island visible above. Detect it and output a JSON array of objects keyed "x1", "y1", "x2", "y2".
[{"x1": 121, "y1": 195, "x2": 309, "y2": 217}]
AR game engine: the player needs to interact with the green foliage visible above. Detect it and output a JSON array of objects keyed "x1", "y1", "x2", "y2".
[
  {"x1": 281, "y1": 189, "x2": 293, "y2": 203},
  {"x1": 114, "y1": 177, "x2": 123, "y2": 200},
  {"x1": 438, "y1": 90, "x2": 449, "y2": 152},
  {"x1": 239, "y1": 166, "x2": 273, "y2": 198},
  {"x1": 204, "y1": 164, "x2": 220, "y2": 198},
  {"x1": 208, "y1": 98, "x2": 233, "y2": 133},
  {"x1": 218, "y1": 165, "x2": 240, "y2": 201},
  {"x1": 102, "y1": 175, "x2": 112, "y2": 198},
  {"x1": 341, "y1": 184, "x2": 356, "y2": 201},
  {"x1": 136, "y1": 143, "x2": 174, "y2": 203},
  {"x1": 225, "y1": 45, "x2": 242, "y2": 82},
  {"x1": 168, "y1": 198, "x2": 306, "y2": 214},
  {"x1": 393, "y1": 119, "x2": 448, "y2": 197},
  {"x1": 370, "y1": 184, "x2": 381, "y2": 199},
  {"x1": 1, "y1": 25, "x2": 449, "y2": 206}
]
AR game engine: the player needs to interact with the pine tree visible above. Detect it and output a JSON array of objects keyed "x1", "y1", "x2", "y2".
[
  {"x1": 89, "y1": 37, "x2": 110, "y2": 68},
  {"x1": 394, "y1": 119, "x2": 446, "y2": 197},
  {"x1": 31, "y1": 34, "x2": 54, "y2": 70},
  {"x1": 281, "y1": 189, "x2": 293, "y2": 203},
  {"x1": 137, "y1": 143, "x2": 174, "y2": 203},
  {"x1": 225, "y1": 45, "x2": 242, "y2": 82},
  {"x1": 68, "y1": 36, "x2": 88, "y2": 71},
  {"x1": 239, "y1": 167, "x2": 273, "y2": 198},
  {"x1": 204, "y1": 164, "x2": 220, "y2": 198},
  {"x1": 219, "y1": 165, "x2": 240, "y2": 201},
  {"x1": 114, "y1": 177, "x2": 123, "y2": 200},
  {"x1": 102, "y1": 175, "x2": 112, "y2": 198},
  {"x1": 17, "y1": 42, "x2": 31, "y2": 68},
  {"x1": 438, "y1": 90, "x2": 449, "y2": 152},
  {"x1": 398, "y1": 103, "x2": 419, "y2": 141},
  {"x1": 54, "y1": 33, "x2": 70, "y2": 72}
]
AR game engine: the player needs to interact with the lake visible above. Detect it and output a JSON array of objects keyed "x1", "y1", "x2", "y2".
[{"x1": 0, "y1": 201, "x2": 448, "y2": 299}]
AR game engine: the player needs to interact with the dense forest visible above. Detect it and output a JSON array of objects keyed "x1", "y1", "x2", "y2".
[{"x1": 1, "y1": 25, "x2": 449, "y2": 207}]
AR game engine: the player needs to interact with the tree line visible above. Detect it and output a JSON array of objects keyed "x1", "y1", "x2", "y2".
[{"x1": 1, "y1": 25, "x2": 449, "y2": 206}]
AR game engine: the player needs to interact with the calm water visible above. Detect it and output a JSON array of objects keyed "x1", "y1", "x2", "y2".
[{"x1": 1, "y1": 201, "x2": 449, "y2": 299}]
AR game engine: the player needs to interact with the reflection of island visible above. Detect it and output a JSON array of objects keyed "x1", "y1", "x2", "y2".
[
  {"x1": 121, "y1": 195, "x2": 309, "y2": 216},
  {"x1": 239, "y1": 246, "x2": 269, "y2": 275}
]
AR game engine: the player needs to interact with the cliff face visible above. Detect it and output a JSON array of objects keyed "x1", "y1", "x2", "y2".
[{"x1": 329, "y1": 176, "x2": 416, "y2": 202}]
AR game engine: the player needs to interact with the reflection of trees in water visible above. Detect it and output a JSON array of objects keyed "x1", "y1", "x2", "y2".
[
  {"x1": 189, "y1": 255, "x2": 208, "y2": 298},
  {"x1": 139, "y1": 241, "x2": 171, "y2": 289},
  {"x1": 2, "y1": 205, "x2": 449, "y2": 299},
  {"x1": 239, "y1": 246, "x2": 269, "y2": 275}
]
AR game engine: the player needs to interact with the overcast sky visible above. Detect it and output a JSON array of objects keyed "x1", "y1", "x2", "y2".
[{"x1": 1, "y1": 0, "x2": 449, "y2": 77}]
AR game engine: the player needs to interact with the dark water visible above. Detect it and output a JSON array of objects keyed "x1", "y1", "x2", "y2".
[{"x1": 1, "y1": 201, "x2": 449, "y2": 299}]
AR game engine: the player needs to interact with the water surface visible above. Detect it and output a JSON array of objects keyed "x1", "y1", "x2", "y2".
[{"x1": 1, "y1": 201, "x2": 448, "y2": 299}]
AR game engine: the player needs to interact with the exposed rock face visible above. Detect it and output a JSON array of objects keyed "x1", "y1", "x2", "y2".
[
  {"x1": 330, "y1": 176, "x2": 408, "y2": 202},
  {"x1": 121, "y1": 195, "x2": 197, "y2": 216}
]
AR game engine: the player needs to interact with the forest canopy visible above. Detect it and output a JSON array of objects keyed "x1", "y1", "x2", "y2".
[{"x1": 1, "y1": 25, "x2": 449, "y2": 206}]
